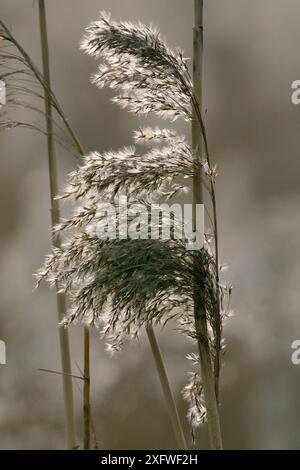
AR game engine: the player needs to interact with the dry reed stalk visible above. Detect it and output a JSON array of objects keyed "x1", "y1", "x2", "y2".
[
  {"x1": 38, "y1": 0, "x2": 76, "y2": 449},
  {"x1": 192, "y1": 0, "x2": 223, "y2": 449}
]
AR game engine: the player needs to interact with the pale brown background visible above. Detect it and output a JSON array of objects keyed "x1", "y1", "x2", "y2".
[{"x1": 1, "y1": 0, "x2": 300, "y2": 449}]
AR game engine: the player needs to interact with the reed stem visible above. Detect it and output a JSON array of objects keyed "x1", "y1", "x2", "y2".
[
  {"x1": 38, "y1": 4, "x2": 91, "y2": 450},
  {"x1": 146, "y1": 326, "x2": 187, "y2": 449},
  {"x1": 192, "y1": 0, "x2": 223, "y2": 450},
  {"x1": 38, "y1": 0, "x2": 76, "y2": 449},
  {"x1": 83, "y1": 326, "x2": 91, "y2": 450}
]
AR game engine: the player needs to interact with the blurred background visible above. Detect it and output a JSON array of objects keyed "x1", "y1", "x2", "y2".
[{"x1": 1, "y1": 0, "x2": 300, "y2": 449}]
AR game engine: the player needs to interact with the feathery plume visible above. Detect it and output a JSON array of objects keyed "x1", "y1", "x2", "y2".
[{"x1": 81, "y1": 12, "x2": 193, "y2": 121}]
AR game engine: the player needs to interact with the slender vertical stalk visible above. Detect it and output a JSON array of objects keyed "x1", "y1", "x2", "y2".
[
  {"x1": 146, "y1": 326, "x2": 187, "y2": 449},
  {"x1": 38, "y1": 0, "x2": 76, "y2": 449},
  {"x1": 192, "y1": 0, "x2": 223, "y2": 450},
  {"x1": 38, "y1": 3, "x2": 92, "y2": 450},
  {"x1": 83, "y1": 326, "x2": 91, "y2": 450}
]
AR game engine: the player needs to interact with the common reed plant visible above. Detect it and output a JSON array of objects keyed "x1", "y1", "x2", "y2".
[
  {"x1": 36, "y1": 4, "x2": 231, "y2": 449},
  {"x1": 0, "y1": 5, "x2": 188, "y2": 450}
]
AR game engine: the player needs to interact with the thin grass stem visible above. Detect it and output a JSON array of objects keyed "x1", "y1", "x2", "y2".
[
  {"x1": 192, "y1": 0, "x2": 223, "y2": 450},
  {"x1": 83, "y1": 326, "x2": 91, "y2": 450},
  {"x1": 38, "y1": 0, "x2": 76, "y2": 450},
  {"x1": 146, "y1": 325, "x2": 187, "y2": 449}
]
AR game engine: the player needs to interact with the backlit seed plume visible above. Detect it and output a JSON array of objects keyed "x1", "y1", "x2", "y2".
[
  {"x1": 183, "y1": 372, "x2": 207, "y2": 442},
  {"x1": 57, "y1": 138, "x2": 204, "y2": 203},
  {"x1": 80, "y1": 12, "x2": 193, "y2": 121},
  {"x1": 36, "y1": 235, "x2": 219, "y2": 348}
]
